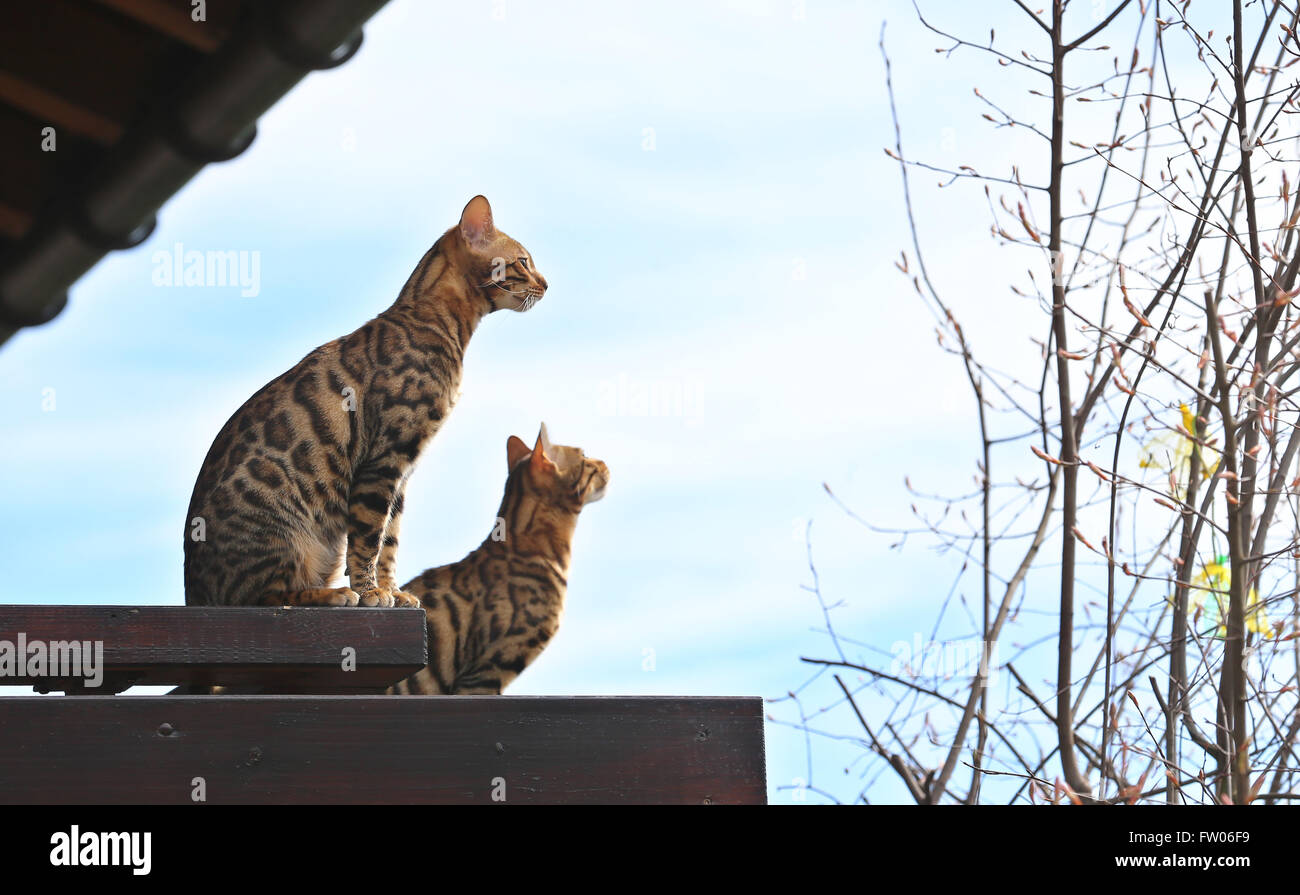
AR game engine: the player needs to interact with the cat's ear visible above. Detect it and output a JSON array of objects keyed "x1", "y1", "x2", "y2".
[
  {"x1": 459, "y1": 195, "x2": 495, "y2": 247},
  {"x1": 530, "y1": 425, "x2": 556, "y2": 476},
  {"x1": 506, "y1": 435, "x2": 532, "y2": 470},
  {"x1": 537, "y1": 422, "x2": 553, "y2": 455}
]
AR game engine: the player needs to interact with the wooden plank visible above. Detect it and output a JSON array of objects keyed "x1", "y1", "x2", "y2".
[
  {"x1": 0, "y1": 0, "x2": 200, "y2": 143},
  {"x1": 0, "y1": 200, "x2": 31, "y2": 239},
  {"x1": 0, "y1": 71, "x2": 122, "y2": 144},
  {"x1": 0, "y1": 101, "x2": 63, "y2": 232},
  {"x1": 0, "y1": 606, "x2": 427, "y2": 693},
  {"x1": 91, "y1": 0, "x2": 237, "y2": 53},
  {"x1": 0, "y1": 696, "x2": 767, "y2": 804}
]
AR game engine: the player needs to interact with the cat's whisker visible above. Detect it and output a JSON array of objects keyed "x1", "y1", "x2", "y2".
[
  {"x1": 481, "y1": 279, "x2": 543, "y2": 312},
  {"x1": 483, "y1": 280, "x2": 538, "y2": 297}
]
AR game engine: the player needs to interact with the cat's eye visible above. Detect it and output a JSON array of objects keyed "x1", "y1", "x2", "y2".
[{"x1": 518, "y1": 256, "x2": 530, "y2": 269}]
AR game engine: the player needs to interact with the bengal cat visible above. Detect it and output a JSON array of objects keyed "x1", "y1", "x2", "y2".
[
  {"x1": 184, "y1": 196, "x2": 548, "y2": 608},
  {"x1": 389, "y1": 425, "x2": 609, "y2": 694}
]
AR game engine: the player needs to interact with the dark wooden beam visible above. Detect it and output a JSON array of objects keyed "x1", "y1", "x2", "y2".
[
  {"x1": 0, "y1": 605, "x2": 427, "y2": 693},
  {"x1": 0, "y1": 696, "x2": 766, "y2": 804},
  {"x1": 0, "y1": 102, "x2": 70, "y2": 234},
  {"x1": 91, "y1": 0, "x2": 238, "y2": 53},
  {"x1": 0, "y1": 71, "x2": 122, "y2": 144},
  {"x1": 0, "y1": 0, "x2": 387, "y2": 348},
  {"x1": 0, "y1": 200, "x2": 31, "y2": 240},
  {"x1": 0, "y1": 0, "x2": 206, "y2": 145}
]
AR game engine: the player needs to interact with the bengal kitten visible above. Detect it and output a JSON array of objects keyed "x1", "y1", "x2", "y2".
[
  {"x1": 184, "y1": 196, "x2": 548, "y2": 608},
  {"x1": 389, "y1": 425, "x2": 609, "y2": 695}
]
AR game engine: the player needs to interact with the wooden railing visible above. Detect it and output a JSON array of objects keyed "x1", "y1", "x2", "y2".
[{"x1": 0, "y1": 605, "x2": 767, "y2": 804}]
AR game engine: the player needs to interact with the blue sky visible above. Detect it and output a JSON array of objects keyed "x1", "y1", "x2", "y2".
[{"x1": 0, "y1": 1, "x2": 1123, "y2": 803}]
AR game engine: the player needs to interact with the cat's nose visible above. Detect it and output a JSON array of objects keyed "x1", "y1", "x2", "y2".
[{"x1": 535, "y1": 272, "x2": 548, "y2": 291}]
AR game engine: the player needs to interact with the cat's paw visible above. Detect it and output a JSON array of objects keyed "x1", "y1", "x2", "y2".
[
  {"x1": 263, "y1": 586, "x2": 360, "y2": 607},
  {"x1": 355, "y1": 587, "x2": 396, "y2": 608},
  {"x1": 319, "y1": 587, "x2": 361, "y2": 607},
  {"x1": 391, "y1": 589, "x2": 422, "y2": 609}
]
